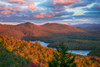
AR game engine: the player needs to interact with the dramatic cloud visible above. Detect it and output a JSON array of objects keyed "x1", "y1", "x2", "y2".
[
  {"x1": 0, "y1": 10, "x2": 16, "y2": 15},
  {"x1": 72, "y1": 0, "x2": 96, "y2": 7},
  {"x1": 28, "y1": 4, "x2": 37, "y2": 9},
  {"x1": 0, "y1": 22, "x2": 20, "y2": 25},
  {"x1": 39, "y1": 0, "x2": 81, "y2": 9},
  {"x1": 52, "y1": 0, "x2": 81, "y2": 7},
  {"x1": 81, "y1": 3, "x2": 100, "y2": 19},
  {"x1": 33, "y1": 13, "x2": 55, "y2": 18},
  {"x1": 1, "y1": 0, "x2": 27, "y2": 4},
  {"x1": 84, "y1": 3, "x2": 100, "y2": 11},
  {"x1": 0, "y1": 0, "x2": 100, "y2": 24},
  {"x1": 8, "y1": 0, "x2": 27, "y2": 4},
  {"x1": 0, "y1": 3, "x2": 23, "y2": 15}
]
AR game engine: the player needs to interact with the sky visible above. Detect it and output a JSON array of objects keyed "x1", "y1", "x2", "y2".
[{"x1": 0, "y1": 0, "x2": 100, "y2": 25}]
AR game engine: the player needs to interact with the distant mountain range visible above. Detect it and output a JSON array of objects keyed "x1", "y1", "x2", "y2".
[
  {"x1": 0, "y1": 22, "x2": 100, "y2": 42},
  {"x1": 0, "y1": 22, "x2": 100, "y2": 57},
  {"x1": 72, "y1": 24, "x2": 100, "y2": 30},
  {"x1": 0, "y1": 22, "x2": 87, "y2": 38}
]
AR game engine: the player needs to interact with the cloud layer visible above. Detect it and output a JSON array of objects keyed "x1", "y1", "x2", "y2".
[{"x1": 0, "y1": 0, "x2": 100, "y2": 24}]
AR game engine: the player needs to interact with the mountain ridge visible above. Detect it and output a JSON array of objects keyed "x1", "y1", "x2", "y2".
[
  {"x1": 0, "y1": 22, "x2": 99, "y2": 42},
  {"x1": 72, "y1": 23, "x2": 100, "y2": 30}
]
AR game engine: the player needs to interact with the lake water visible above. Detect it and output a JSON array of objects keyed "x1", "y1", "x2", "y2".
[
  {"x1": 32, "y1": 41, "x2": 49, "y2": 47},
  {"x1": 32, "y1": 41, "x2": 91, "y2": 56},
  {"x1": 68, "y1": 50, "x2": 91, "y2": 56}
]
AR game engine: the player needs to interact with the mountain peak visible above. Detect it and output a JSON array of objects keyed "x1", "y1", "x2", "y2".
[
  {"x1": 42, "y1": 23, "x2": 70, "y2": 27},
  {"x1": 18, "y1": 22, "x2": 34, "y2": 26},
  {"x1": 17, "y1": 22, "x2": 39, "y2": 28},
  {"x1": 44, "y1": 23, "x2": 61, "y2": 25},
  {"x1": 25, "y1": 22, "x2": 33, "y2": 25}
]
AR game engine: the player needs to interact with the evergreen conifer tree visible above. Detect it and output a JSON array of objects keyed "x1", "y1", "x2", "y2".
[{"x1": 49, "y1": 42, "x2": 76, "y2": 67}]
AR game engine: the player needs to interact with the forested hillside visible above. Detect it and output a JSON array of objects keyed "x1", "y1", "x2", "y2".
[
  {"x1": 0, "y1": 22, "x2": 100, "y2": 41},
  {"x1": 0, "y1": 22, "x2": 100, "y2": 57},
  {"x1": 72, "y1": 24, "x2": 100, "y2": 30},
  {"x1": 0, "y1": 35, "x2": 100, "y2": 67},
  {"x1": 48, "y1": 40, "x2": 100, "y2": 50}
]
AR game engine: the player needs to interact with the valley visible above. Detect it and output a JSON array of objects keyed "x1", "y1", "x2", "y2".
[
  {"x1": 0, "y1": 22, "x2": 100, "y2": 57},
  {"x1": 0, "y1": 35, "x2": 100, "y2": 67}
]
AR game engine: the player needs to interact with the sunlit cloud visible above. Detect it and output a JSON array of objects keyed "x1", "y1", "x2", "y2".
[
  {"x1": 28, "y1": 4, "x2": 37, "y2": 9},
  {"x1": 52, "y1": 0, "x2": 81, "y2": 7},
  {"x1": 0, "y1": 0, "x2": 99, "y2": 24},
  {"x1": 8, "y1": 0, "x2": 27, "y2": 4},
  {"x1": 0, "y1": 22, "x2": 20, "y2": 25}
]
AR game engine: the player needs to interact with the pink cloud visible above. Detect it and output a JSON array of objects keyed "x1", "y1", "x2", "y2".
[
  {"x1": 0, "y1": 22, "x2": 20, "y2": 25},
  {"x1": 13, "y1": 8, "x2": 23, "y2": 12},
  {"x1": 28, "y1": 4, "x2": 37, "y2": 9},
  {"x1": 33, "y1": 11, "x2": 60, "y2": 18},
  {"x1": 3, "y1": 6, "x2": 13, "y2": 10},
  {"x1": 9, "y1": 0, "x2": 27, "y2": 4},
  {"x1": 71, "y1": 23, "x2": 79, "y2": 25},
  {"x1": 52, "y1": 0, "x2": 81, "y2": 7},
  {"x1": 0, "y1": 3, "x2": 23, "y2": 15},
  {"x1": 0, "y1": 10, "x2": 16, "y2": 15},
  {"x1": 55, "y1": 7, "x2": 65, "y2": 9},
  {"x1": 33, "y1": 13, "x2": 55, "y2": 18},
  {"x1": 0, "y1": 7, "x2": 23, "y2": 15}
]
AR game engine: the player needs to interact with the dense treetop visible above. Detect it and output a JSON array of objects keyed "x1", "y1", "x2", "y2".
[{"x1": 0, "y1": 35, "x2": 100, "y2": 67}]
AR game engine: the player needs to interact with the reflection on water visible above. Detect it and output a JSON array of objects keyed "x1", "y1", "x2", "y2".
[
  {"x1": 32, "y1": 41, "x2": 91, "y2": 56},
  {"x1": 32, "y1": 41, "x2": 49, "y2": 47},
  {"x1": 68, "y1": 50, "x2": 91, "y2": 56}
]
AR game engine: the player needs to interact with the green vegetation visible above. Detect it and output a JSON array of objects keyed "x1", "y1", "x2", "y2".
[
  {"x1": 49, "y1": 42, "x2": 76, "y2": 67},
  {"x1": 0, "y1": 35, "x2": 55, "y2": 67},
  {"x1": 0, "y1": 42, "x2": 30, "y2": 67},
  {"x1": 0, "y1": 22, "x2": 100, "y2": 57},
  {"x1": 48, "y1": 40, "x2": 100, "y2": 50},
  {"x1": 48, "y1": 39, "x2": 100, "y2": 57},
  {"x1": 0, "y1": 35, "x2": 100, "y2": 67},
  {"x1": 88, "y1": 49, "x2": 100, "y2": 57}
]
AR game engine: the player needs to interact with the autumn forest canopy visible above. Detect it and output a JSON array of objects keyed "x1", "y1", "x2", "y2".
[
  {"x1": 0, "y1": 0, "x2": 100, "y2": 67},
  {"x1": 0, "y1": 35, "x2": 100, "y2": 67},
  {"x1": 0, "y1": 22, "x2": 100, "y2": 67}
]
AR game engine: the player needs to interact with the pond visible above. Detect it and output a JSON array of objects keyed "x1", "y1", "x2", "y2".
[
  {"x1": 32, "y1": 41, "x2": 49, "y2": 47},
  {"x1": 68, "y1": 50, "x2": 91, "y2": 56},
  {"x1": 32, "y1": 41, "x2": 91, "y2": 56}
]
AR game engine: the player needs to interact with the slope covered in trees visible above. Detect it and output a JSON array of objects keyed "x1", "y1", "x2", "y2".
[
  {"x1": 0, "y1": 35, "x2": 100, "y2": 67},
  {"x1": 48, "y1": 40, "x2": 100, "y2": 50},
  {"x1": 0, "y1": 45, "x2": 30, "y2": 67},
  {"x1": 88, "y1": 49, "x2": 100, "y2": 57},
  {"x1": 72, "y1": 24, "x2": 100, "y2": 30},
  {"x1": 0, "y1": 22, "x2": 100, "y2": 57},
  {"x1": 0, "y1": 22, "x2": 99, "y2": 41},
  {"x1": 0, "y1": 22, "x2": 100, "y2": 46},
  {"x1": 49, "y1": 42, "x2": 76, "y2": 67}
]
